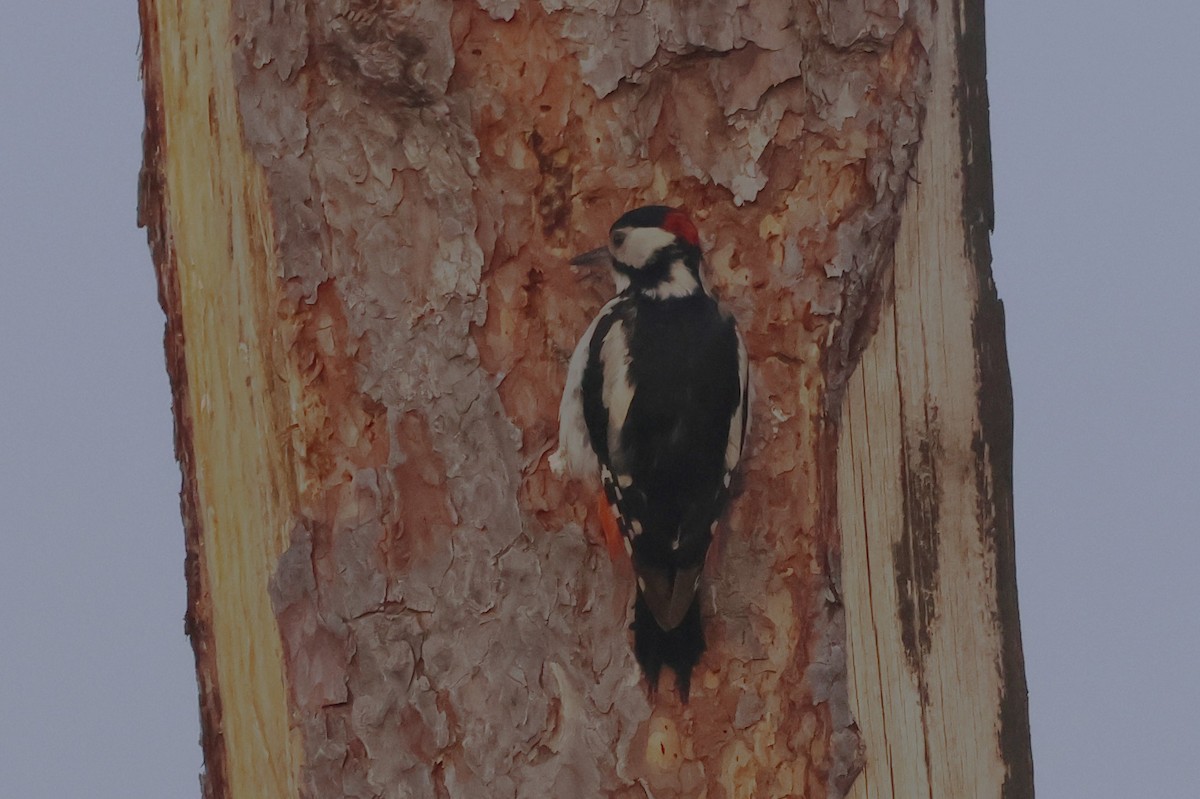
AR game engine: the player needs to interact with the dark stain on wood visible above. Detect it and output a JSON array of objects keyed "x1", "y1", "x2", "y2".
[
  {"x1": 955, "y1": 0, "x2": 1036, "y2": 794},
  {"x1": 527, "y1": 129, "x2": 573, "y2": 241},
  {"x1": 893, "y1": 408, "x2": 942, "y2": 700}
]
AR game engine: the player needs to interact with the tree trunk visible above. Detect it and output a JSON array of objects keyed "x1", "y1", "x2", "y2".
[
  {"x1": 837, "y1": 3, "x2": 1033, "y2": 797},
  {"x1": 139, "y1": 1, "x2": 1032, "y2": 797}
]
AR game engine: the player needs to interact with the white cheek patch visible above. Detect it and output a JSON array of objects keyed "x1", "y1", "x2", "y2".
[
  {"x1": 646, "y1": 261, "x2": 700, "y2": 299},
  {"x1": 615, "y1": 226, "x2": 678, "y2": 270}
]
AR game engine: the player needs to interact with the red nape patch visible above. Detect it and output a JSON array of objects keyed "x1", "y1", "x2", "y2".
[{"x1": 663, "y1": 210, "x2": 700, "y2": 247}]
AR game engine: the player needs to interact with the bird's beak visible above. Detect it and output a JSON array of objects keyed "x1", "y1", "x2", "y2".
[{"x1": 570, "y1": 246, "x2": 614, "y2": 268}]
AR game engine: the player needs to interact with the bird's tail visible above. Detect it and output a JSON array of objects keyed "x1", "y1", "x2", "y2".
[{"x1": 632, "y1": 588, "x2": 705, "y2": 701}]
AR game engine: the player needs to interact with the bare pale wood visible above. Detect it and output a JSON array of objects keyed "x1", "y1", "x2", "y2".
[
  {"x1": 139, "y1": 2, "x2": 301, "y2": 797},
  {"x1": 840, "y1": 2, "x2": 1032, "y2": 797}
]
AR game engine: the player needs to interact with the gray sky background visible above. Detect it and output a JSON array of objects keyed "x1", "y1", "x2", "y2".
[{"x1": 2, "y1": 3, "x2": 1197, "y2": 797}]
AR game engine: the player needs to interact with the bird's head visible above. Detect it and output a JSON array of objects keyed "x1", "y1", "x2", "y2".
[{"x1": 571, "y1": 205, "x2": 704, "y2": 298}]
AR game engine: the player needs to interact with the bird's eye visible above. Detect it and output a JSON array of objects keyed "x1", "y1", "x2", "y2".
[{"x1": 611, "y1": 231, "x2": 626, "y2": 249}]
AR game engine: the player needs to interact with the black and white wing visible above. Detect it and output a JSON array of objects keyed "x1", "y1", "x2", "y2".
[{"x1": 550, "y1": 297, "x2": 624, "y2": 479}]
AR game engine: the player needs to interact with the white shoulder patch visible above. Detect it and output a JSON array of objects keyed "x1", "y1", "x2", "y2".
[
  {"x1": 600, "y1": 318, "x2": 635, "y2": 464},
  {"x1": 550, "y1": 298, "x2": 620, "y2": 478},
  {"x1": 724, "y1": 327, "x2": 750, "y2": 474}
]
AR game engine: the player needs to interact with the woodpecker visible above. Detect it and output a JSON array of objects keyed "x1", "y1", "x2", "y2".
[{"x1": 550, "y1": 205, "x2": 750, "y2": 700}]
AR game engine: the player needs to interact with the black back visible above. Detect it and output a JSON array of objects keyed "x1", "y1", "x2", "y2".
[{"x1": 582, "y1": 292, "x2": 741, "y2": 571}]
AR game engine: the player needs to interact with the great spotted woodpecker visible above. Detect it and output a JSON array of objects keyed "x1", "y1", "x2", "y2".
[{"x1": 550, "y1": 205, "x2": 750, "y2": 700}]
